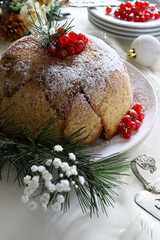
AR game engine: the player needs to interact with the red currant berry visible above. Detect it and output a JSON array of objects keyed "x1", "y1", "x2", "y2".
[
  {"x1": 120, "y1": 3, "x2": 126, "y2": 9},
  {"x1": 144, "y1": 1, "x2": 149, "y2": 8},
  {"x1": 118, "y1": 123, "x2": 127, "y2": 132},
  {"x1": 114, "y1": 9, "x2": 120, "y2": 17},
  {"x1": 126, "y1": 7, "x2": 132, "y2": 15},
  {"x1": 84, "y1": 36, "x2": 88, "y2": 45},
  {"x1": 123, "y1": 129, "x2": 131, "y2": 139},
  {"x1": 77, "y1": 33, "x2": 86, "y2": 42},
  {"x1": 149, "y1": 12, "x2": 154, "y2": 19},
  {"x1": 139, "y1": 2, "x2": 145, "y2": 9},
  {"x1": 135, "y1": 120, "x2": 141, "y2": 129},
  {"x1": 66, "y1": 46, "x2": 76, "y2": 56},
  {"x1": 138, "y1": 11, "x2": 143, "y2": 17},
  {"x1": 134, "y1": 1, "x2": 140, "y2": 7},
  {"x1": 134, "y1": 15, "x2": 140, "y2": 22},
  {"x1": 68, "y1": 31, "x2": 77, "y2": 42},
  {"x1": 106, "y1": 6, "x2": 112, "y2": 14},
  {"x1": 128, "y1": 121, "x2": 136, "y2": 130},
  {"x1": 60, "y1": 35, "x2": 69, "y2": 44},
  {"x1": 119, "y1": 7, "x2": 125, "y2": 14},
  {"x1": 135, "y1": 1, "x2": 140, "y2": 7},
  {"x1": 137, "y1": 112, "x2": 145, "y2": 121},
  {"x1": 126, "y1": 14, "x2": 133, "y2": 21},
  {"x1": 75, "y1": 40, "x2": 84, "y2": 53},
  {"x1": 56, "y1": 40, "x2": 65, "y2": 49},
  {"x1": 140, "y1": 15, "x2": 145, "y2": 22},
  {"x1": 123, "y1": 115, "x2": 131, "y2": 124},
  {"x1": 56, "y1": 49, "x2": 67, "y2": 59},
  {"x1": 48, "y1": 45, "x2": 57, "y2": 57},
  {"x1": 133, "y1": 9, "x2": 140, "y2": 16},
  {"x1": 132, "y1": 103, "x2": 142, "y2": 114},
  {"x1": 113, "y1": 1, "x2": 157, "y2": 23},
  {"x1": 51, "y1": 33, "x2": 59, "y2": 42},
  {"x1": 132, "y1": 6, "x2": 137, "y2": 14},
  {"x1": 67, "y1": 39, "x2": 75, "y2": 46},
  {"x1": 57, "y1": 28, "x2": 66, "y2": 35},
  {"x1": 129, "y1": 109, "x2": 137, "y2": 119},
  {"x1": 126, "y1": 2, "x2": 133, "y2": 8},
  {"x1": 120, "y1": 11, "x2": 126, "y2": 19},
  {"x1": 155, "y1": 13, "x2": 160, "y2": 19},
  {"x1": 150, "y1": 6, "x2": 155, "y2": 12},
  {"x1": 145, "y1": 12, "x2": 151, "y2": 21}
]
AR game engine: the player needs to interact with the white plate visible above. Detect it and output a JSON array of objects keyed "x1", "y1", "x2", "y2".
[
  {"x1": 88, "y1": 14, "x2": 160, "y2": 38},
  {"x1": 89, "y1": 61, "x2": 158, "y2": 157},
  {"x1": 88, "y1": 15, "x2": 141, "y2": 39},
  {"x1": 88, "y1": 14, "x2": 160, "y2": 39},
  {"x1": 88, "y1": 10, "x2": 160, "y2": 33},
  {"x1": 88, "y1": 7, "x2": 160, "y2": 29}
]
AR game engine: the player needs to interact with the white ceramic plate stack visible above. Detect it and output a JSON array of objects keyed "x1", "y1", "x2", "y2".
[{"x1": 88, "y1": 7, "x2": 160, "y2": 40}]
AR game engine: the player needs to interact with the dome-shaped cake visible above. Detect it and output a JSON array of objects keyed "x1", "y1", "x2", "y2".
[{"x1": 0, "y1": 34, "x2": 133, "y2": 144}]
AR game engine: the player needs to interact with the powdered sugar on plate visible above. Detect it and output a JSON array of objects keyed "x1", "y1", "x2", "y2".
[{"x1": 89, "y1": 61, "x2": 158, "y2": 157}]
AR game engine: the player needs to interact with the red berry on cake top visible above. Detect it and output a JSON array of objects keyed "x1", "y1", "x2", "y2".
[
  {"x1": 48, "y1": 29, "x2": 88, "y2": 59},
  {"x1": 48, "y1": 45, "x2": 57, "y2": 57}
]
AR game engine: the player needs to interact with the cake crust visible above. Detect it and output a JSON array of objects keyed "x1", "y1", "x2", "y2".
[{"x1": 0, "y1": 34, "x2": 133, "y2": 144}]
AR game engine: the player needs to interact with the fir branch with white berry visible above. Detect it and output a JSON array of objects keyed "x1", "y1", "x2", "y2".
[
  {"x1": 27, "y1": 3, "x2": 74, "y2": 49},
  {"x1": 27, "y1": 4, "x2": 88, "y2": 59},
  {"x1": 0, "y1": 108, "x2": 129, "y2": 216}
]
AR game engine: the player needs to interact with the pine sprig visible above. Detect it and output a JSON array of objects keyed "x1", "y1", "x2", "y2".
[
  {"x1": 46, "y1": 2, "x2": 70, "y2": 22},
  {"x1": 0, "y1": 106, "x2": 130, "y2": 215},
  {"x1": 27, "y1": 3, "x2": 73, "y2": 49},
  {"x1": 75, "y1": 154, "x2": 129, "y2": 216}
]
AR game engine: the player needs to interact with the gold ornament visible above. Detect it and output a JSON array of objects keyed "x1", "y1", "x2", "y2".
[
  {"x1": 127, "y1": 35, "x2": 160, "y2": 67},
  {"x1": 127, "y1": 48, "x2": 136, "y2": 59}
]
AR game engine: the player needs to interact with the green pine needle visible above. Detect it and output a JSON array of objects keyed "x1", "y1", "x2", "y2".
[
  {"x1": 27, "y1": 3, "x2": 73, "y2": 49},
  {"x1": 46, "y1": 3, "x2": 70, "y2": 22},
  {"x1": 0, "y1": 105, "x2": 130, "y2": 216}
]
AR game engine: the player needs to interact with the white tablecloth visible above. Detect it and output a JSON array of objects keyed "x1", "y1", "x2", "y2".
[{"x1": 0, "y1": 7, "x2": 160, "y2": 240}]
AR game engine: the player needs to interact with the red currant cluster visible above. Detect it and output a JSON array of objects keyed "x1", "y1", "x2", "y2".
[
  {"x1": 118, "y1": 103, "x2": 145, "y2": 139},
  {"x1": 47, "y1": 28, "x2": 88, "y2": 59},
  {"x1": 106, "y1": 1, "x2": 160, "y2": 22}
]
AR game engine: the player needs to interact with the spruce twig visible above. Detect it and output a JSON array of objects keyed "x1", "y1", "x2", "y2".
[
  {"x1": 0, "y1": 106, "x2": 130, "y2": 215},
  {"x1": 27, "y1": 4, "x2": 74, "y2": 49}
]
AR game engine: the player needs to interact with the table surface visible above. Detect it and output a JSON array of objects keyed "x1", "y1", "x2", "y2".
[{"x1": 0, "y1": 7, "x2": 160, "y2": 240}]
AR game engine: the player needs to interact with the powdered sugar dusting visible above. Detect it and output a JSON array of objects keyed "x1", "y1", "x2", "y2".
[
  {"x1": 89, "y1": 61, "x2": 157, "y2": 157},
  {"x1": 14, "y1": 61, "x2": 31, "y2": 78},
  {"x1": 1, "y1": 36, "x2": 38, "y2": 58},
  {"x1": 1, "y1": 34, "x2": 128, "y2": 117},
  {"x1": 38, "y1": 34, "x2": 128, "y2": 117},
  {"x1": 0, "y1": 34, "x2": 132, "y2": 143}
]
